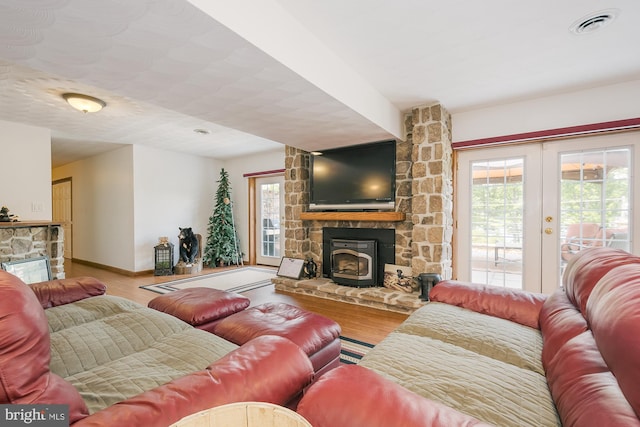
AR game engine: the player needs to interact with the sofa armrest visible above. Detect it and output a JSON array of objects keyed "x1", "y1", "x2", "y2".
[
  {"x1": 297, "y1": 364, "x2": 491, "y2": 427},
  {"x1": 29, "y1": 277, "x2": 107, "y2": 309},
  {"x1": 71, "y1": 335, "x2": 314, "y2": 427},
  {"x1": 429, "y1": 280, "x2": 547, "y2": 329}
]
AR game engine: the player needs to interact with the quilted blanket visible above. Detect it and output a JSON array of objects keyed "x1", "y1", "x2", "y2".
[
  {"x1": 359, "y1": 302, "x2": 560, "y2": 427},
  {"x1": 45, "y1": 295, "x2": 238, "y2": 414}
]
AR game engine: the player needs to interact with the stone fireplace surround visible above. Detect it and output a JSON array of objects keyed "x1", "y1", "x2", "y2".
[
  {"x1": 277, "y1": 104, "x2": 454, "y2": 313},
  {"x1": 0, "y1": 222, "x2": 65, "y2": 279}
]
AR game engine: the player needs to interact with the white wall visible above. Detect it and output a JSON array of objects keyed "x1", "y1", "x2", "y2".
[
  {"x1": 224, "y1": 147, "x2": 286, "y2": 261},
  {"x1": 452, "y1": 79, "x2": 640, "y2": 142},
  {"x1": 53, "y1": 146, "x2": 136, "y2": 271},
  {"x1": 0, "y1": 120, "x2": 52, "y2": 221},
  {"x1": 132, "y1": 145, "x2": 222, "y2": 271}
]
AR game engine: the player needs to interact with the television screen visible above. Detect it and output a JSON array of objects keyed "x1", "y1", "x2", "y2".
[{"x1": 309, "y1": 140, "x2": 396, "y2": 210}]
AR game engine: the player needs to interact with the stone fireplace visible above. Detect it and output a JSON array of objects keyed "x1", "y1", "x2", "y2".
[
  {"x1": 276, "y1": 103, "x2": 454, "y2": 312},
  {"x1": 0, "y1": 222, "x2": 65, "y2": 279}
]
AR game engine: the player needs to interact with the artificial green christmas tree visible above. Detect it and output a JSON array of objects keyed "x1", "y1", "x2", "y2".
[{"x1": 203, "y1": 168, "x2": 241, "y2": 267}]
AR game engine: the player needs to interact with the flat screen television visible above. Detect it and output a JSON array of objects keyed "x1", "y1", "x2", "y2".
[{"x1": 309, "y1": 140, "x2": 396, "y2": 211}]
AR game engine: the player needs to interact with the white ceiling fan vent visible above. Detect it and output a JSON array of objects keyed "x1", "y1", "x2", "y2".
[{"x1": 570, "y1": 9, "x2": 619, "y2": 35}]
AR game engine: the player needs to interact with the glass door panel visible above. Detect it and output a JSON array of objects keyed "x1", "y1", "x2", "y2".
[
  {"x1": 470, "y1": 158, "x2": 524, "y2": 288},
  {"x1": 542, "y1": 136, "x2": 636, "y2": 286},
  {"x1": 256, "y1": 175, "x2": 284, "y2": 266},
  {"x1": 456, "y1": 144, "x2": 541, "y2": 292}
]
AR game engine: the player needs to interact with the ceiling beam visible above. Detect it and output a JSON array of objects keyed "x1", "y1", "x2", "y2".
[{"x1": 187, "y1": 0, "x2": 405, "y2": 141}]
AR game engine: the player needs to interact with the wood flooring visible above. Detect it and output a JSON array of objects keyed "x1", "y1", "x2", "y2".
[{"x1": 64, "y1": 259, "x2": 408, "y2": 345}]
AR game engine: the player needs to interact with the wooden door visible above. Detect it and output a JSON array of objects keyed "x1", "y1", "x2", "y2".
[{"x1": 52, "y1": 179, "x2": 72, "y2": 259}]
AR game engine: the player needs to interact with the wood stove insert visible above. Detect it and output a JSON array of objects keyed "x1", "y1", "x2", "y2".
[
  {"x1": 322, "y1": 227, "x2": 395, "y2": 287},
  {"x1": 330, "y1": 239, "x2": 377, "y2": 287}
]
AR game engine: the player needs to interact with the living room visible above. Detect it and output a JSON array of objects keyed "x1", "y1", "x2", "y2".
[{"x1": 2, "y1": 2, "x2": 640, "y2": 426}]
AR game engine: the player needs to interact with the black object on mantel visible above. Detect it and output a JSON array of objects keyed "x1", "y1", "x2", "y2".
[{"x1": 417, "y1": 273, "x2": 441, "y2": 301}]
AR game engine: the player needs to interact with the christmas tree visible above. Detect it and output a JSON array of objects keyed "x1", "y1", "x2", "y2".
[{"x1": 203, "y1": 168, "x2": 241, "y2": 266}]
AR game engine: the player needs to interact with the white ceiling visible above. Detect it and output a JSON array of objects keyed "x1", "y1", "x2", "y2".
[{"x1": 1, "y1": 0, "x2": 638, "y2": 168}]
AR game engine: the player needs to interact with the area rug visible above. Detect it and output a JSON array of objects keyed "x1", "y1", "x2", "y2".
[
  {"x1": 140, "y1": 267, "x2": 276, "y2": 294},
  {"x1": 339, "y1": 336, "x2": 375, "y2": 364}
]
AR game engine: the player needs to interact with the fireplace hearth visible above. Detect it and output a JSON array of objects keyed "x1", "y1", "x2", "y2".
[{"x1": 322, "y1": 227, "x2": 395, "y2": 286}]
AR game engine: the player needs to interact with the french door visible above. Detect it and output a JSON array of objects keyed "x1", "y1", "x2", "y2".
[
  {"x1": 255, "y1": 175, "x2": 285, "y2": 266},
  {"x1": 456, "y1": 132, "x2": 638, "y2": 294}
]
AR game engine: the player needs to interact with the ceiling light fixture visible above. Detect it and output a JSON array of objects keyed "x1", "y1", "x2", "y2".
[
  {"x1": 193, "y1": 128, "x2": 210, "y2": 135},
  {"x1": 62, "y1": 93, "x2": 106, "y2": 113},
  {"x1": 570, "y1": 9, "x2": 619, "y2": 35}
]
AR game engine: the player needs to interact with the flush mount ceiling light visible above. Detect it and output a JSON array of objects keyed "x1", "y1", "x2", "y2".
[
  {"x1": 62, "y1": 93, "x2": 106, "y2": 113},
  {"x1": 570, "y1": 9, "x2": 619, "y2": 35}
]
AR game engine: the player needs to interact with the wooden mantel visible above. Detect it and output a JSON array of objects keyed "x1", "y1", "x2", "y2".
[
  {"x1": 299, "y1": 211, "x2": 406, "y2": 222},
  {"x1": 0, "y1": 221, "x2": 61, "y2": 228}
]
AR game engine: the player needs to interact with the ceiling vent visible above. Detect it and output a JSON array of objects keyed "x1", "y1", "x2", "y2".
[{"x1": 570, "y1": 9, "x2": 619, "y2": 35}]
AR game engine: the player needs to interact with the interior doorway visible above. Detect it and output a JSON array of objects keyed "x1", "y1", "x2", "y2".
[{"x1": 52, "y1": 178, "x2": 72, "y2": 259}]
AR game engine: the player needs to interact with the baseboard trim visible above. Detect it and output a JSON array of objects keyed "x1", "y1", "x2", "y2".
[{"x1": 70, "y1": 258, "x2": 153, "y2": 277}]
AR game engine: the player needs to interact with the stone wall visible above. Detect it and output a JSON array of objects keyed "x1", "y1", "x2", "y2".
[
  {"x1": 284, "y1": 102, "x2": 453, "y2": 281},
  {"x1": 284, "y1": 145, "x2": 311, "y2": 259},
  {"x1": 410, "y1": 104, "x2": 454, "y2": 278},
  {"x1": 0, "y1": 224, "x2": 65, "y2": 279}
]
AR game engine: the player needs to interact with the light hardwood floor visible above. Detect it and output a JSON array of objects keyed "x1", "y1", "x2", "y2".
[{"x1": 64, "y1": 259, "x2": 408, "y2": 345}]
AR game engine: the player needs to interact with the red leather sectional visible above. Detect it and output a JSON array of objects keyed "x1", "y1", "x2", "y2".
[
  {"x1": 0, "y1": 272, "x2": 314, "y2": 427},
  {"x1": 297, "y1": 247, "x2": 640, "y2": 427}
]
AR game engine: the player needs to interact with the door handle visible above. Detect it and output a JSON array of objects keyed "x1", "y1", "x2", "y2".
[{"x1": 545, "y1": 228, "x2": 553, "y2": 235}]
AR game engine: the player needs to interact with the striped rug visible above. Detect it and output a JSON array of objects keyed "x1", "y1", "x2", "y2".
[
  {"x1": 339, "y1": 336, "x2": 375, "y2": 364},
  {"x1": 140, "y1": 267, "x2": 276, "y2": 294}
]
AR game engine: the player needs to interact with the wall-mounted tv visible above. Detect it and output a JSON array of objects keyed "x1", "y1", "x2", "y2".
[{"x1": 309, "y1": 140, "x2": 396, "y2": 211}]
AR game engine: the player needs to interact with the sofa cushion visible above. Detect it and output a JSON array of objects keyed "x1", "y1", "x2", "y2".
[
  {"x1": 45, "y1": 295, "x2": 239, "y2": 413},
  {"x1": 0, "y1": 271, "x2": 89, "y2": 423},
  {"x1": 429, "y1": 280, "x2": 546, "y2": 329},
  {"x1": 30, "y1": 276, "x2": 107, "y2": 309},
  {"x1": 213, "y1": 302, "x2": 341, "y2": 357},
  {"x1": 298, "y1": 364, "x2": 491, "y2": 427},
  {"x1": 562, "y1": 247, "x2": 640, "y2": 315},
  {"x1": 398, "y1": 302, "x2": 544, "y2": 374},
  {"x1": 586, "y1": 264, "x2": 640, "y2": 419},
  {"x1": 71, "y1": 336, "x2": 314, "y2": 427},
  {"x1": 359, "y1": 302, "x2": 560, "y2": 427},
  {"x1": 539, "y1": 290, "x2": 589, "y2": 369},
  {"x1": 541, "y1": 248, "x2": 640, "y2": 427},
  {"x1": 544, "y1": 331, "x2": 639, "y2": 427},
  {"x1": 148, "y1": 287, "x2": 250, "y2": 326}
]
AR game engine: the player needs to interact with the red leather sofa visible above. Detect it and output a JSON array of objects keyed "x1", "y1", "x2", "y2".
[
  {"x1": 297, "y1": 247, "x2": 640, "y2": 427},
  {"x1": 0, "y1": 272, "x2": 314, "y2": 427}
]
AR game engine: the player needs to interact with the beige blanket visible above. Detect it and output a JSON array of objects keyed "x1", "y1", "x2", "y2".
[
  {"x1": 46, "y1": 295, "x2": 238, "y2": 414},
  {"x1": 359, "y1": 302, "x2": 560, "y2": 427}
]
